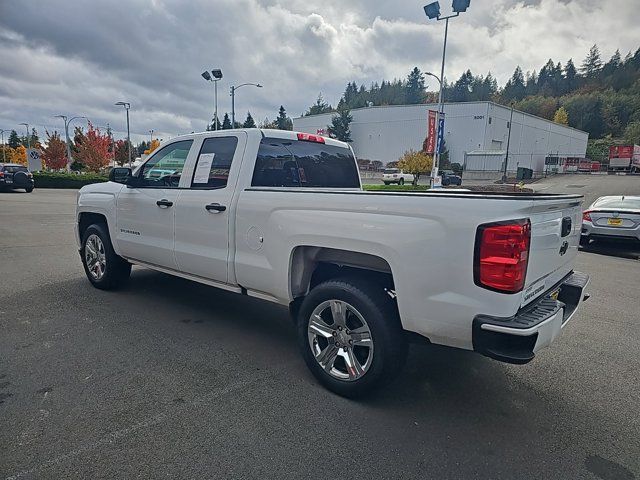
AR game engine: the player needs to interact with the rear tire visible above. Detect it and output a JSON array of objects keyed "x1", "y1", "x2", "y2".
[
  {"x1": 81, "y1": 223, "x2": 131, "y2": 290},
  {"x1": 297, "y1": 277, "x2": 407, "y2": 398},
  {"x1": 383, "y1": 182, "x2": 390, "y2": 185},
  {"x1": 25, "y1": 186, "x2": 33, "y2": 193}
]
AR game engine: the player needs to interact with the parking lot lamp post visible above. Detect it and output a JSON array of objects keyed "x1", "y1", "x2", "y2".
[
  {"x1": 19, "y1": 123, "x2": 30, "y2": 149},
  {"x1": 230, "y1": 83, "x2": 262, "y2": 128},
  {"x1": 115, "y1": 102, "x2": 132, "y2": 167},
  {"x1": 202, "y1": 69, "x2": 223, "y2": 130},
  {"x1": 55, "y1": 115, "x2": 86, "y2": 171},
  {"x1": 0, "y1": 129, "x2": 7, "y2": 162},
  {"x1": 423, "y1": 0, "x2": 471, "y2": 187},
  {"x1": 149, "y1": 129, "x2": 154, "y2": 144},
  {"x1": 502, "y1": 102, "x2": 515, "y2": 183}
]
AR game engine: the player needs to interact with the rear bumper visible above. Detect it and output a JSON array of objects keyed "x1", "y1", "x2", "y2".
[
  {"x1": 472, "y1": 271, "x2": 590, "y2": 364},
  {"x1": 582, "y1": 222, "x2": 640, "y2": 241}
]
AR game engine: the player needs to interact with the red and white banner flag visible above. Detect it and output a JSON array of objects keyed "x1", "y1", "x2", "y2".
[{"x1": 426, "y1": 110, "x2": 437, "y2": 154}]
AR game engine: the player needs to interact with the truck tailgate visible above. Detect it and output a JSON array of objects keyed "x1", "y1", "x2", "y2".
[{"x1": 522, "y1": 196, "x2": 583, "y2": 306}]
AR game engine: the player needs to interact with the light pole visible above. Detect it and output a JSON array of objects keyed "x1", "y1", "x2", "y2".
[
  {"x1": 423, "y1": 0, "x2": 471, "y2": 187},
  {"x1": 0, "y1": 129, "x2": 7, "y2": 162},
  {"x1": 149, "y1": 129, "x2": 154, "y2": 144},
  {"x1": 230, "y1": 83, "x2": 262, "y2": 128},
  {"x1": 19, "y1": 123, "x2": 30, "y2": 149},
  {"x1": 54, "y1": 115, "x2": 86, "y2": 171},
  {"x1": 115, "y1": 102, "x2": 131, "y2": 167},
  {"x1": 502, "y1": 103, "x2": 515, "y2": 183},
  {"x1": 202, "y1": 69, "x2": 223, "y2": 130}
]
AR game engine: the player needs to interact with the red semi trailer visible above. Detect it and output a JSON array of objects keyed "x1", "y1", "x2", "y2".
[{"x1": 609, "y1": 145, "x2": 640, "y2": 173}]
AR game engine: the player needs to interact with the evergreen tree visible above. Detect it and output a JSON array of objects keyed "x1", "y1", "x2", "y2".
[
  {"x1": 29, "y1": 128, "x2": 39, "y2": 148},
  {"x1": 207, "y1": 116, "x2": 222, "y2": 131},
  {"x1": 243, "y1": 111, "x2": 256, "y2": 128},
  {"x1": 8, "y1": 130, "x2": 20, "y2": 148},
  {"x1": 222, "y1": 113, "x2": 232, "y2": 130},
  {"x1": 503, "y1": 66, "x2": 526, "y2": 101},
  {"x1": 305, "y1": 94, "x2": 333, "y2": 116},
  {"x1": 327, "y1": 101, "x2": 353, "y2": 142},
  {"x1": 405, "y1": 67, "x2": 426, "y2": 104},
  {"x1": 524, "y1": 70, "x2": 538, "y2": 97},
  {"x1": 563, "y1": 59, "x2": 578, "y2": 93},
  {"x1": 451, "y1": 70, "x2": 474, "y2": 102},
  {"x1": 276, "y1": 105, "x2": 293, "y2": 130},
  {"x1": 581, "y1": 44, "x2": 603, "y2": 77}
]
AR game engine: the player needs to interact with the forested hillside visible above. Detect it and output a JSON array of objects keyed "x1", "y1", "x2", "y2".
[{"x1": 306, "y1": 45, "x2": 640, "y2": 160}]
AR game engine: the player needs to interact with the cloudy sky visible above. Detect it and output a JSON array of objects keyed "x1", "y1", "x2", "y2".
[{"x1": 0, "y1": 0, "x2": 637, "y2": 143}]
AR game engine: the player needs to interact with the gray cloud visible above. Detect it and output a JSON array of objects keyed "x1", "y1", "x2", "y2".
[{"x1": 0, "y1": 0, "x2": 637, "y2": 143}]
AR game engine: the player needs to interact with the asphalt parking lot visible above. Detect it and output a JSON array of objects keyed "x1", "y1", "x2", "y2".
[{"x1": 1, "y1": 177, "x2": 639, "y2": 479}]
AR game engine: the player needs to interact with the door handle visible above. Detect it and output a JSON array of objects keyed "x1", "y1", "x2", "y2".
[
  {"x1": 205, "y1": 203, "x2": 226, "y2": 212},
  {"x1": 156, "y1": 199, "x2": 173, "y2": 208}
]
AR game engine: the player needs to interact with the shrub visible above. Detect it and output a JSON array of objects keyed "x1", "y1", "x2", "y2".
[{"x1": 33, "y1": 171, "x2": 108, "y2": 189}]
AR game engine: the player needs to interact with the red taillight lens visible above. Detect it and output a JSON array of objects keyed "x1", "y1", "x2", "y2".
[
  {"x1": 582, "y1": 211, "x2": 592, "y2": 222},
  {"x1": 475, "y1": 220, "x2": 531, "y2": 293},
  {"x1": 297, "y1": 133, "x2": 325, "y2": 143}
]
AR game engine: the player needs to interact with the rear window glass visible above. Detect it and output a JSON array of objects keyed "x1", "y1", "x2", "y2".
[
  {"x1": 3, "y1": 166, "x2": 28, "y2": 173},
  {"x1": 252, "y1": 137, "x2": 359, "y2": 188},
  {"x1": 593, "y1": 197, "x2": 640, "y2": 209},
  {"x1": 383, "y1": 168, "x2": 399, "y2": 174}
]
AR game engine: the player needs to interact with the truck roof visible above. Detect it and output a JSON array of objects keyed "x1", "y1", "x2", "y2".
[{"x1": 167, "y1": 128, "x2": 350, "y2": 149}]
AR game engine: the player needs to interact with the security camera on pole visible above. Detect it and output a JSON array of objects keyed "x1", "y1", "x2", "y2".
[{"x1": 423, "y1": 0, "x2": 471, "y2": 188}]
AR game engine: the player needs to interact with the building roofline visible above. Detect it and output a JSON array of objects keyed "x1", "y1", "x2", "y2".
[{"x1": 293, "y1": 100, "x2": 588, "y2": 136}]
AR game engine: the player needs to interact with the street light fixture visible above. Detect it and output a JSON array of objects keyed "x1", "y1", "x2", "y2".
[
  {"x1": 54, "y1": 115, "x2": 87, "y2": 171},
  {"x1": 230, "y1": 83, "x2": 262, "y2": 128},
  {"x1": 115, "y1": 102, "x2": 132, "y2": 167},
  {"x1": 19, "y1": 123, "x2": 30, "y2": 149},
  {"x1": 202, "y1": 69, "x2": 223, "y2": 130},
  {"x1": 423, "y1": 0, "x2": 471, "y2": 187}
]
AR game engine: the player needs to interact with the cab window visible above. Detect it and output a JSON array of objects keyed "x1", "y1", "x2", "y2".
[
  {"x1": 190, "y1": 136, "x2": 238, "y2": 188},
  {"x1": 139, "y1": 140, "x2": 193, "y2": 188}
]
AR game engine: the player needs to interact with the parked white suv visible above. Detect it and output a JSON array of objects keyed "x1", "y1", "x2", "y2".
[
  {"x1": 76, "y1": 129, "x2": 589, "y2": 397},
  {"x1": 382, "y1": 168, "x2": 414, "y2": 185}
]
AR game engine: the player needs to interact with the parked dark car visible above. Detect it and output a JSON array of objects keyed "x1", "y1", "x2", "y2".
[
  {"x1": 0, "y1": 163, "x2": 34, "y2": 192},
  {"x1": 441, "y1": 169, "x2": 462, "y2": 186}
]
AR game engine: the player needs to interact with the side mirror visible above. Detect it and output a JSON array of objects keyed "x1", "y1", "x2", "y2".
[{"x1": 109, "y1": 167, "x2": 132, "y2": 184}]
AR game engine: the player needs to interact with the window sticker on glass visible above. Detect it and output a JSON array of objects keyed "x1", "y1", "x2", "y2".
[{"x1": 194, "y1": 153, "x2": 215, "y2": 184}]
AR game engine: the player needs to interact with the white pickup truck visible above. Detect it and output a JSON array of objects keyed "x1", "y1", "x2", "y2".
[{"x1": 76, "y1": 129, "x2": 589, "y2": 397}]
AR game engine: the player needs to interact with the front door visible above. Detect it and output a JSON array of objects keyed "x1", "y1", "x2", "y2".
[
  {"x1": 116, "y1": 139, "x2": 194, "y2": 269},
  {"x1": 174, "y1": 133, "x2": 246, "y2": 283}
]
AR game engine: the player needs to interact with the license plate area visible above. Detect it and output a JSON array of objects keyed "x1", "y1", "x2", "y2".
[{"x1": 607, "y1": 218, "x2": 622, "y2": 226}]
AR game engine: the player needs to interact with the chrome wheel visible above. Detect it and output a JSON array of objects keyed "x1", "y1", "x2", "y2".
[
  {"x1": 85, "y1": 233, "x2": 106, "y2": 280},
  {"x1": 307, "y1": 300, "x2": 374, "y2": 381}
]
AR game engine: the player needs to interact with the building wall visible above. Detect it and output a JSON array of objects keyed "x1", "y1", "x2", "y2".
[{"x1": 293, "y1": 102, "x2": 588, "y2": 176}]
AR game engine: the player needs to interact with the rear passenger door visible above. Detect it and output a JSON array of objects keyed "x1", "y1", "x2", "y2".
[{"x1": 174, "y1": 132, "x2": 246, "y2": 283}]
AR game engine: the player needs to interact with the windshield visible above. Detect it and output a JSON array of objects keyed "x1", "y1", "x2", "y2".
[{"x1": 593, "y1": 196, "x2": 640, "y2": 210}]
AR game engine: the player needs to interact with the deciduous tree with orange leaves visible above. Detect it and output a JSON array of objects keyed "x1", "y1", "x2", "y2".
[
  {"x1": 41, "y1": 130, "x2": 68, "y2": 170},
  {"x1": 75, "y1": 122, "x2": 112, "y2": 172}
]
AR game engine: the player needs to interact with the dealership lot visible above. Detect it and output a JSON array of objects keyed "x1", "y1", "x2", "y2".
[{"x1": 1, "y1": 178, "x2": 639, "y2": 479}]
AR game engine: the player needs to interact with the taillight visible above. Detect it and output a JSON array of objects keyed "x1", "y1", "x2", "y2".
[
  {"x1": 582, "y1": 211, "x2": 592, "y2": 222},
  {"x1": 475, "y1": 219, "x2": 531, "y2": 293},
  {"x1": 297, "y1": 133, "x2": 325, "y2": 143}
]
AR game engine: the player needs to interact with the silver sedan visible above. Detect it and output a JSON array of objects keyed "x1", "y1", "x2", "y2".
[{"x1": 581, "y1": 195, "x2": 640, "y2": 246}]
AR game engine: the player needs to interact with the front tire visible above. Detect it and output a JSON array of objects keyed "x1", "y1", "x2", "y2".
[
  {"x1": 25, "y1": 186, "x2": 33, "y2": 193},
  {"x1": 297, "y1": 277, "x2": 407, "y2": 397},
  {"x1": 81, "y1": 223, "x2": 131, "y2": 290}
]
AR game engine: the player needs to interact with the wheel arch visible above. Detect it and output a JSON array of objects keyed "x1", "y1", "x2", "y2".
[{"x1": 289, "y1": 246, "x2": 395, "y2": 305}]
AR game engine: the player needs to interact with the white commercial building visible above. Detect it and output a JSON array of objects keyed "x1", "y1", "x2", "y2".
[{"x1": 293, "y1": 101, "x2": 589, "y2": 179}]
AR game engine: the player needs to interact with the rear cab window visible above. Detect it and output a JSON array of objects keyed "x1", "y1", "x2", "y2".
[{"x1": 252, "y1": 137, "x2": 360, "y2": 188}]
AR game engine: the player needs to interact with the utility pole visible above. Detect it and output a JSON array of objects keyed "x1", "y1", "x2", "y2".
[
  {"x1": 502, "y1": 103, "x2": 515, "y2": 183},
  {"x1": 0, "y1": 129, "x2": 7, "y2": 162},
  {"x1": 230, "y1": 82, "x2": 262, "y2": 128},
  {"x1": 19, "y1": 123, "x2": 30, "y2": 149},
  {"x1": 115, "y1": 102, "x2": 132, "y2": 167},
  {"x1": 54, "y1": 115, "x2": 86, "y2": 171}
]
